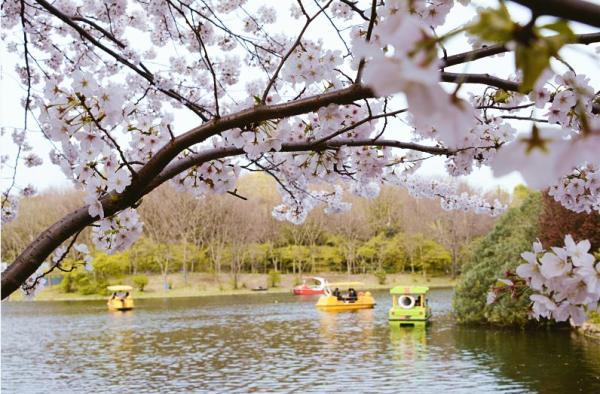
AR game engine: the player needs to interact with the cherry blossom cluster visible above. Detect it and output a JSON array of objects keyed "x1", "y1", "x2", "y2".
[
  {"x1": 272, "y1": 183, "x2": 351, "y2": 225},
  {"x1": 359, "y1": 1, "x2": 478, "y2": 151},
  {"x1": 222, "y1": 124, "x2": 283, "y2": 160},
  {"x1": 548, "y1": 164, "x2": 600, "y2": 213},
  {"x1": 34, "y1": 75, "x2": 179, "y2": 226},
  {"x1": 488, "y1": 235, "x2": 599, "y2": 326},
  {"x1": 445, "y1": 118, "x2": 517, "y2": 176},
  {"x1": 388, "y1": 173, "x2": 506, "y2": 217},
  {"x1": 1, "y1": 193, "x2": 19, "y2": 224},
  {"x1": 0, "y1": 127, "x2": 42, "y2": 223},
  {"x1": 281, "y1": 41, "x2": 343, "y2": 87},
  {"x1": 171, "y1": 158, "x2": 240, "y2": 196},
  {"x1": 541, "y1": 71, "x2": 596, "y2": 132},
  {"x1": 52, "y1": 242, "x2": 94, "y2": 272},
  {"x1": 91, "y1": 208, "x2": 143, "y2": 254},
  {"x1": 20, "y1": 263, "x2": 49, "y2": 298}
]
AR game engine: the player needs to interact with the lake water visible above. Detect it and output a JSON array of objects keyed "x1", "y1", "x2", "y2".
[{"x1": 2, "y1": 289, "x2": 599, "y2": 393}]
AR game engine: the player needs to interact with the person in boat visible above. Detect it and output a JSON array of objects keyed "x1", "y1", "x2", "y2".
[
  {"x1": 113, "y1": 291, "x2": 128, "y2": 306},
  {"x1": 414, "y1": 296, "x2": 421, "y2": 306},
  {"x1": 333, "y1": 288, "x2": 343, "y2": 300},
  {"x1": 348, "y1": 288, "x2": 358, "y2": 301}
]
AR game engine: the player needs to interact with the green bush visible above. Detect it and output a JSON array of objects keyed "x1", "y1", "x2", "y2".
[
  {"x1": 453, "y1": 190, "x2": 542, "y2": 327},
  {"x1": 268, "y1": 269, "x2": 281, "y2": 288},
  {"x1": 59, "y1": 270, "x2": 107, "y2": 295},
  {"x1": 374, "y1": 269, "x2": 387, "y2": 285},
  {"x1": 132, "y1": 274, "x2": 149, "y2": 292}
]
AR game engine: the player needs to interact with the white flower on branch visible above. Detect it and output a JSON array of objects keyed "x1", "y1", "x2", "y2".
[
  {"x1": 107, "y1": 168, "x2": 132, "y2": 194},
  {"x1": 511, "y1": 235, "x2": 600, "y2": 326}
]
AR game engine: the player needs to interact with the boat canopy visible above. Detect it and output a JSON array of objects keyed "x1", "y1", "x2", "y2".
[
  {"x1": 303, "y1": 276, "x2": 326, "y2": 284},
  {"x1": 325, "y1": 281, "x2": 364, "y2": 288},
  {"x1": 107, "y1": 285, "x2": 133, "y2": 292},
  {"x1": 390, "y1": 286, "x2": 429, "y2": 295}
]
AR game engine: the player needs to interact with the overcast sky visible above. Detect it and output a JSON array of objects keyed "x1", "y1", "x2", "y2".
[{"x1": 1, "y1": 1, "x2": 598, "y2": 195}]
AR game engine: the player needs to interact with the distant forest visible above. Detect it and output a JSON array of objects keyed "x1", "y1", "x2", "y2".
[{"x1": 2, "y1": 174, "x2": 504, "y2": 286}]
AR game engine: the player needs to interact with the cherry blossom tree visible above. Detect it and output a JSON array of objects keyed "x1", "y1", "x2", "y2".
[{"x1": 1, "y1": 0, "x2": 599, "y2": 327}]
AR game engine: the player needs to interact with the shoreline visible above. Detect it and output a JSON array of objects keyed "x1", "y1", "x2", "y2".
[
  {"x1": 580, "y1": 320, "x2": 600, "y2": 340},
  {"x1": 7, "y1": 273, "x2": 456, "y2": 302}
]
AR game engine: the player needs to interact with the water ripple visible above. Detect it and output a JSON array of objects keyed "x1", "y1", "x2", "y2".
[{"x1": 2, "y1": 289, "x2": 599, "y2": 393}]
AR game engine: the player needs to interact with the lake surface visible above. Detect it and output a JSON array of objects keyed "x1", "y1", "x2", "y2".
[{"x1": 2, "y1": 289, "x2": 599, "y2": 393}]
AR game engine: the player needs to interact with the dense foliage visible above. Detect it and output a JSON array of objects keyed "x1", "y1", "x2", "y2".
[
  {"x1": 539, "y1": 193, "x2": 600, "y2": 251},
  {"x1": 453, "y1": 191, "x2": 543, "y2": 326}
]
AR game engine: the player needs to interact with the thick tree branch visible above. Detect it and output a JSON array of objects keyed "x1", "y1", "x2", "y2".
[
  {"x1": 441, "y1": 72, "x2": 519, "y2": 92},
  {"x1": 509, "y1": 0, "x2": 600, "y2": 28},
  {"x1": 148, "y1": 139, "x2": 452, "y2": 192},
  {"x1": 1, "y1": 84, "x2": 368, "y2": 299}
]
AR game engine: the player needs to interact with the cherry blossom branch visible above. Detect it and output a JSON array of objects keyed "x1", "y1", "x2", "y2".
[
  {"x1": 2, "y1": 1, "x2": 33, "y2": 209},
  {"x1": 21, "y1": 230, "x2": 82, "y2": 293},
  {"x1": 78, "y1": 96, "x2": 138, "y2": 177},
  {"x1": 33, "y1": 0, "x2": 212, "y2": 121},
  {"x1": 312, "y1": 0, "x2": 352, "y2": 58},
  {"x1": 441, "y1": 32, "x2": 600, "y2": 68},
  {"x1": 166, "y1": 0, "x2": 220, "y2": 116},
  {"x1": 149, "y1": 139, "x2": 453, "y2": 193},
  {"x1": 355, "y1": 0, "x2": 378, "y2": 83},
  {"x1": 501, "y1": 115, "x2": 548, "y2": 123},
  {"x1": 191, "y1": 0, "x2": 282, "y2": 57},
  {"x1": 1, "y1": 60, "x2": 589, "y2": 298},
  {"x1": 70, "y1": 16, "x2": 126, "y2": 49},
  {"x1": 261, "y1": 0, "x2": 333, "y2": 103},
  {"x1": 441, "y1": 72, "x2": 519, "y2": 92},
  {"x1": 313, "y1": 107, "x2": 408, "y2": 145},
  {"x1": 338, "y1": 0, "x2": 369, "y2": 21}
]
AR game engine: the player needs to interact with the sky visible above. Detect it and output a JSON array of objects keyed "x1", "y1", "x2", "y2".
[{"x1": 1, "y1": 0, "x2": 599, "y2": 196}]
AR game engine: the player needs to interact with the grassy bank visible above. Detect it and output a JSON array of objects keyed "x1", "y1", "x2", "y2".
[{"x1": 12, "y1": 272, "x2": 455, "y2": 302}]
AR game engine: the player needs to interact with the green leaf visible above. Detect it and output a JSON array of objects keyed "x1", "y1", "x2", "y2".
[
  {"x1": 540, "y1": 20, "x2": 576, "y2": 41},
  {"x1": 515, "y1": 43, "x2": 551, "y2": 92},
  {"x1": 493, "y1": 89, "x2": 510, "y2": 104},
  {"x1": 466, "y1": 3, "x2": 515, "y2": 43},
  {"x1": 516, "y1": 21, "x2": 575, "y2": 92}
]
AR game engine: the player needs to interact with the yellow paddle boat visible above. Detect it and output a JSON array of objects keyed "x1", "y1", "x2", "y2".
[
  {"x1": 316, "y1": 282, "x2": 375, "y2": 311},
  {"x1": 107, "y1": 285, "x2": 134, "y2": 311}
]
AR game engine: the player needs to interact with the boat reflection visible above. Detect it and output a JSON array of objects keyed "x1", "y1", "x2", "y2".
[
  {"x1": 389, "y1": 324, "x2": 428, "y2": 362},
  {"x1": 317, "y1": 308, "x2": 375, "y2": 341}
]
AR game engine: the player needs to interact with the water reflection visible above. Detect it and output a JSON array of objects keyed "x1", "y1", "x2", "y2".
[
  {"x1": 2, "y1": 289, "x2": 599, "y2": 393},
  {"x1": 318, "y1": 309, "x2": 374, "y2": 339},
  {"x1": 389, "y1": 325, "x2": 427, "y2": 362},
  {"x1": 452, "y1": 326, "x2": 600, "y2": 393}
]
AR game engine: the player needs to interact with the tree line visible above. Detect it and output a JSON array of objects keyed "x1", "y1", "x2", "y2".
[{"x1": 2, "y1": 174, "x2": 501, "y2": 293}]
